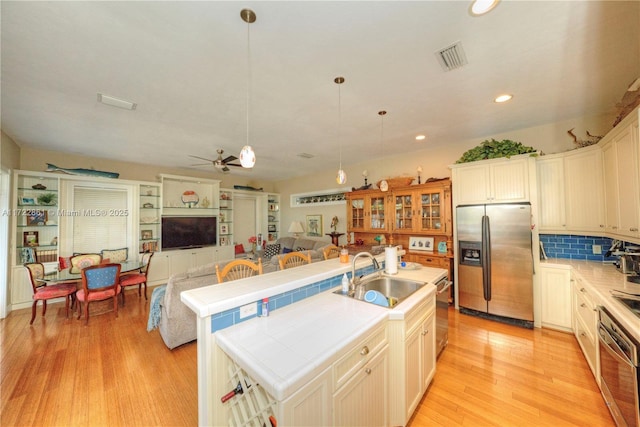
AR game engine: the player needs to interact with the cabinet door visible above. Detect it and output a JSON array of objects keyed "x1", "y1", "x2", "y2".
[
  {"x1": 278, "y1": 368, "x2": 332, "y2": 426},
  {"x1": 393, "y1": 191, "x2": 415, "y2": 232},
  {"x1": 564, "y1": 148, "x2": 605, "y2": 233},
  {"x1": 416, "y1": 189, "x2": 445, "y2": 233},
  {"x1": 537, "y1": 157, "x2": 566, "y2": 231},
  {"x1": 147, "y1": 252, "x2": 170, "y2": 284},
  {"x1": 421, "y1": 313, "x2": 436, "y2": 390},
  {"x1": 539, "y1": 266, "x2": 572, "y2": 330},
  {"x1": 490, "y1": 159, "x2": 530, "y2": 202},
  {"x1": 367, "y1": 194, "x2": 387, "y2": 232},
  {"x1": 453, "y1": 164, "x2": 490, "y2": 204},
  {"x1": 347, "y1": 194, "x2": 366, "y2": 232},
  {"x1": 404, "y1": 325, "x2": 422, "y2": 419},
  {"x1": 614, "y1": 126, "x2": 640, "y2": 238},
  {"x1": 602, "y1": 142, "x2": 619, "y2": 234},
  {"x1": 333, "y1": 347, "x2": 388, "y2": 427}
]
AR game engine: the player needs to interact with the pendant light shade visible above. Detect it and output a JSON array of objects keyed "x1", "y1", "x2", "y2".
[
  {"x1": 240, "y1": 8, "x2": 256, "y2": 169},
  {"x1": 335, "y1": 76, "x2": 346, "y2": 184}
]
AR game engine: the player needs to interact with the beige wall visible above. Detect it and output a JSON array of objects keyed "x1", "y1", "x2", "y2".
[
  {"x1": 273, "y1": 110, "x2": 617, "y2": 246},
  {"x1": 1, "y1": 131, "x2": 21, "y2": 169},
  {"x1": 18, "y1": 147, "x2": 275, "y2": 191}
]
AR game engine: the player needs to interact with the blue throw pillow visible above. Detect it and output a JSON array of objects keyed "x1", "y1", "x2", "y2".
[{"x1": 282, "y1": 247, "x2": 292, "y2": 254}]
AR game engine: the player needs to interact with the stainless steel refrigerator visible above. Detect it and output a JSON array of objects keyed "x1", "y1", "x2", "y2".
[{"x1": 456, "y1": 203, "x2": 534, "y2": 326}]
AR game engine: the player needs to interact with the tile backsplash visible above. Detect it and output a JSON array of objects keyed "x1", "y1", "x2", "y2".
[{"x1": 539, "y1": 234, "x2": 620, "y2": 261}]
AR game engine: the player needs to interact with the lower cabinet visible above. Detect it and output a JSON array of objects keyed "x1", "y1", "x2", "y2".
[
  {"x1": 333, "y1": 346, "x2": 389, "y2": 426},
  {"x1": 539, "y1": 265, "x2": 572, "y2": 331},
  {"x1": 571, "y1": 273, "x2": 600, "y2": 384},
  {"x1": 147, "y1": 246, "x2": 235, "y2": 285},
  {"x1": 277, "y1": 368, "x2": 332, "y2": 426},
  {"x1": 405, "y1": 311, "x2": 436, "y2": 419}
]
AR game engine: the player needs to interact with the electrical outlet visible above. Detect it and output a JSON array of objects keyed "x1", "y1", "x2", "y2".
[
  {"x1": 239, "y1": 303, "x2": 258, "y2": 319},
  {"x1": 592, "y1": 244, "x2": 602, "y2": 255}
]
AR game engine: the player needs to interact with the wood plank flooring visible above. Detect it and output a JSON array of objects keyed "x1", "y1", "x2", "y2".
[{"x1": 1, "y1": 293, "x2": 614, "y2": 426}]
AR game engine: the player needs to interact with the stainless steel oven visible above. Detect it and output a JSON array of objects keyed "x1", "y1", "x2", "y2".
[{"x1": 597, "y1": 307, "x2": 639, "y2": 427}]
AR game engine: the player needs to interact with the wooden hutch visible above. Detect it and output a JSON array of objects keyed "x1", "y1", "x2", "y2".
[{"x1": 345, "y1": 178, "x2": 453, "y2": 274}]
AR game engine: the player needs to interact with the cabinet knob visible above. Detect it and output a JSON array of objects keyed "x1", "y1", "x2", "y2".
[
  {"x1": 421, "y1": 330, "x2": 428, "y2": 336},
  {"x1": 580, "y1": 303, "x2": 586, "y2": 308},
  {"x1": 365, "y1": 368, "x2": 372, "y2": 375},
  {"x1": 360, "y1": 346, "x2": 370, "y2": 356}
]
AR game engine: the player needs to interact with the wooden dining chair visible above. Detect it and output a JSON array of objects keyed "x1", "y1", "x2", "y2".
[
  {"x1": 119, "y1": 252, "x2": 154, "y2": 304},
  {"x1": 69, "y1": 253, "x2": 102, "y2": 273},
  {"x1": 76, "y1": 263, "x2": 122, "y2": 325},
  {"x1": 216, "y1": 259, "x2": 263, "y2": 283},
  {"x1": 25, "y1": 263, "x2": 77, "y2": 325},
  {"x1": 278, "y1": 251, "x2": 312, "y2": 270},
  {"x1": 322, "y1": 245, "x2": 341, "y2": 260}
]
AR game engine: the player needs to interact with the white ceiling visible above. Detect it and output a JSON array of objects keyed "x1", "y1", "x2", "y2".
[{"x1": 1, "y1": 1, "x2": 638, "y2": 181}]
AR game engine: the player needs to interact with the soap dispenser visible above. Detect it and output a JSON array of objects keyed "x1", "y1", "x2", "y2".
[{"x1": 341, "y1": 274, "x2": 350, "y2": 294}]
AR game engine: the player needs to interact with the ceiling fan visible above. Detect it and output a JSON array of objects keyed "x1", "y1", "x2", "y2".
[{"x1": 189, "y1": 149, "x2": 242, "y2": 172}]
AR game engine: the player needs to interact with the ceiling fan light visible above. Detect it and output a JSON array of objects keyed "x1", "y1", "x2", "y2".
[
  {"x1": 239, "y1": 145, "x2": 256, "y2": 168},
  {"x1": 336, "y1": 169, "x2": 347, "y2": 185}
]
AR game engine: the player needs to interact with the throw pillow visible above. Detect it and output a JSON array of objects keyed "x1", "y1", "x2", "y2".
[
  {"x1": 234, "y1": 244, "x2": 245, "y2": 255},
  {"x1": 296, "y1": 247, "x2": 309, "y2": 252},
  {"x1": 58, "y1": 256, "x2": 71, "y2": 270},
  {"x1": 282, "y1": 247, "x2": 293, "y2": 254},
  {"x1": 263, "y1": 243, "x2": 280, "y2": 259},
  {"x1": 101, "y1": 247, "x2": 128, "y2": 263}
]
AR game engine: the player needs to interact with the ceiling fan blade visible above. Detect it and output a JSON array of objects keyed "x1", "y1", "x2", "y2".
[
  {"x1": 190, "y1": 162, "x2": 212, "y2": 167},
  {"x1": 189, "y1": 155, "x2": 215, "y2": 162},
  {"x1": 226, "y1": 163, "x2": 242, "y2": 167},
  {"x1": 222, "y1": 166, "x2": 230, "y2": 172},
  {"x1": 222, "y1": 155, "x2": 238, "y2": 163}
]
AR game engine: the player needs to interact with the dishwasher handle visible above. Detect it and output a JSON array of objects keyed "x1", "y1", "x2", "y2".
[{"x1": 437, "y1": 280, "x2": 453, "y2": 295}]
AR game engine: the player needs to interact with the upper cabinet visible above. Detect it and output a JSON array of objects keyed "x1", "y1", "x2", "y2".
[
  {"x1": 600, "y1": 108, "x2": 640, "y2": 239},
  {"x1": 159, "y1": 174, "x2": 220, "y2": 216},
  {"x1": 451, "y1": 155, "x2": 533, "y2": 205},
  {"x1": 346, "y1": 190, "x2": 389, "y2": 233},
  {"x1": 537, "y1": 146, "x2": 605, "y2": 234}
]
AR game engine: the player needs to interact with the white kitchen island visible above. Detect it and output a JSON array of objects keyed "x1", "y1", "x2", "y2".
[{"x1": 181, "y1": 254, "x2": 447, "y2": 426}]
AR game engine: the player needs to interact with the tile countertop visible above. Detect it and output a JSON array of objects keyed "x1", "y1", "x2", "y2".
[
  {"x1": 214, "y1": 266, "x2": 445, "y2": 402},
  {"x1": 542, "y1": 259, "x2": 640, "y2": 342}
]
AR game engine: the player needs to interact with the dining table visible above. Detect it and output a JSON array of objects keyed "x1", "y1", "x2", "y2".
[{"x1": 43, "y1": 260, "x2": 146, "y2": 284}]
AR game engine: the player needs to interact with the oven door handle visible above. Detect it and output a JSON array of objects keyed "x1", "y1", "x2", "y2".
[{"x1": 598, "y1": 325, "x2": 634, "y2": 366}]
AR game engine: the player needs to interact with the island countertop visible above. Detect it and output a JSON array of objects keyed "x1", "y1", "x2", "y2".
[{"x1": 213, "y1": 265, "x2": 445, "y2": 401}]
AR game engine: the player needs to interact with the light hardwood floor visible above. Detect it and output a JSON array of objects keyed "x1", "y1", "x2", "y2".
[{"x1": 1, "y1": 293, "x2": 614, "y2": 426}]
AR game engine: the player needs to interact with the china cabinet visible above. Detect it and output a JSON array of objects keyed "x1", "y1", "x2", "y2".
[{"x1": 345, "y1": 189, "x2": 389, "y2": 233}]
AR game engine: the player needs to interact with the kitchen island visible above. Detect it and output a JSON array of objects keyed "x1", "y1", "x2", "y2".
[{"x1": 181, "y1": 254, "x2": 447, "y2": 426}]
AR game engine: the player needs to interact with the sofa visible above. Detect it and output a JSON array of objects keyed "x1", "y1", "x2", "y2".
[
  {"x1": 154, "y1": 237, "x2": 332, "y2": 349},
  {"x1": 262, "y1": 236, "x2": 331, "y2": 266}
]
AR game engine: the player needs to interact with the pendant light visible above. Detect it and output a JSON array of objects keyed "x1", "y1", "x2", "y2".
[
  {"x1": 239, "y1": 8, "x2": 256, "y2": 168},
  {"x1": 378, "y1": 110, "x2": 389, "y2": 192},
  {"x1": 335, "y1": 76, "x2": 347, "y2": 184}
]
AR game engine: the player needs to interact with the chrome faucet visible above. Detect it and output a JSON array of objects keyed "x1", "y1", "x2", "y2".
[{"x1": 350, "y1": 252, "x2": 382, "y2": 296}]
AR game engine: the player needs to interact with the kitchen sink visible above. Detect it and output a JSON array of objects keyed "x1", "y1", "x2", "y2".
[{"x1": 334, "y1": 276, "x2": 426, "y2": 308}]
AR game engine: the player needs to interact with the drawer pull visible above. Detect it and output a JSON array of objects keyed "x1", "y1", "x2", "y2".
[
  {"x1": 580, "y1": 332, "x2": 586, "y2": 337},
  {"x1": 422, "y1": 330, "x2": 428, "y2": 336},
  {"x1": 360, "y1": 346, "x2": 370, "y2": 356},
  {"x1": 580, "y1": 303, "x2": 587, "y2": 308},
  {"x1": 365, "y1": 368, "x2": 372, "y2": 375},
  {"x1": 580, "y1": 288, "x2": 586, "y2": 293}
]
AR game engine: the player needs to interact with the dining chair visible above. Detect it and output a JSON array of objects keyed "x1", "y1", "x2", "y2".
[
  {"x1": 216, "y1": 258, "x2": 263, "y2": 283},
  {"x1": 76, "y1": 263, "x2": 122, "y2": 325},
  {"x1": 69, "y1": 253, "x2": 102, "y2": 273},
  {"x1": 25, "y1": 263, "x2": 77, "y2": 325},
  {"x1": 119, "y1": 252, "x2": 154, "y2": 304},
  {"x1": 278, "y1": 251, "x2": 312, "y2": 270},
  {"x1": 322, "y1": 245, "x2": 341, "y2": 260}
]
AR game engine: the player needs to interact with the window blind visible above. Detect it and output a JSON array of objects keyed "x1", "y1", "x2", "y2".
[{"x1": 73, "y1": 187, "x2": 128, "y2": 254}]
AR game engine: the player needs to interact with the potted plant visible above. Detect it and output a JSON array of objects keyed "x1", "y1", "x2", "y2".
[
  {"x1": 37, "y1": 192, "x2": 57, "y2": 206},
  {"x1": 455, "y1": 139, "x2": 538, "y2": 164}
]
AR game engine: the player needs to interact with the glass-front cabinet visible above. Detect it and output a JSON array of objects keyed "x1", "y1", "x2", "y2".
[
  {"x1": 393, "y1": 191, "x2": 415, "y2": 232},
  {"x1": 416, "y1": 189, "x2": 443, "y2": 233},
  {"x1": 346, "y1": 191, "x2": 388, "y2": 233}
]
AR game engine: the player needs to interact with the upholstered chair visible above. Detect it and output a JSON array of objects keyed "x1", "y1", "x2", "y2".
[
  {"x1": 69, "y1": 253, "x2": 102, "y2": 273},
  {"x1": 25, "y1": 262, "x2": 76, "y2": 325},
  {"x1": 119, "y1": 252, "x2": 154, "y2": 304},
  {"x1": 76, "y1": 263, "x2": 122, "y2": 325}
]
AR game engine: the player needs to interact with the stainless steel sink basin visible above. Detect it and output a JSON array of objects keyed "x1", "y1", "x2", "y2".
[{"x1": 334, "y1": 276, "x2": 426, "y2": 308}]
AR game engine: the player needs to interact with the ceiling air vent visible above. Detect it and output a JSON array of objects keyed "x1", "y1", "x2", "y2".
[
  {"x1": 297, "y1": 153, "x2": 314, "y2": 159},
  {"x1": 435, "y1": 41, "x2": 468, "y2": 71}
]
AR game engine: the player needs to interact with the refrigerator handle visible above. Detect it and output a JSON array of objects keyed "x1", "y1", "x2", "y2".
[{"x1": 482, "y1": 215, "x2": 491, "y2": 301}]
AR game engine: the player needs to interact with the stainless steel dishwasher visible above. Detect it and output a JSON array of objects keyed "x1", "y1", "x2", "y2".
[{"x1": 435, "y1": 277, "x2": 452, "y2": 358}]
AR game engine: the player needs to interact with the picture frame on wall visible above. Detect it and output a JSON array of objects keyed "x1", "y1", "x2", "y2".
[
  {"x1": 306, "y1": 214, "x2": 322, "y2": 237},
  {"x1": 409, "y1": 236, "x2": 434, "y2": 252}
]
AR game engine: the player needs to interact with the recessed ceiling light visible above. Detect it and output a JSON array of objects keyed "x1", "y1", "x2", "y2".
[
  {"x1": 97, "y1": 93, "x2": 137, "y2": 110},
  {"x1": 494, "y1": 94, "x2": 513, "y2": 103},
  {"x1": 416, "y1": 135, "x2": 426, "y2": 141},
  {"x1": 470, "y1": 0, "x2": 500, "y2": 16}
]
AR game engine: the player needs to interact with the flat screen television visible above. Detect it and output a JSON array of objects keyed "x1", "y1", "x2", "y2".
[{"x1": 161, "y1": 216, "x2": 217, "y2": 251}]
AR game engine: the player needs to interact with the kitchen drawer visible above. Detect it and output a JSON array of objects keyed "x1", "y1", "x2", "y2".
[
  {"x1": 575, "y1": 290, "x2": 597, "y2": 333},
  {"x1": 407, "y1": 253, "x2": 449, "y2": 269},
  {"x1": 574, "y1": 314, "x2": 598, "y2": 381},
  {"x1": 333, "y1": 324, "x2": 387, "y2": 390},
  {"x1": 404, "y1": 297, "x2": 433, "y2": 337}
]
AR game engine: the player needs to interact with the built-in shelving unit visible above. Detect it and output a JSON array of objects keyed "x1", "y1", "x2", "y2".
[
  {"x1": 267, "y1": 194, "x2": 280, "y2": 242},
  {"x1": 139, "y1": 183, "x2": 161, "y2": 253},
  {"x1": 219, "y1": 189, "x2": 234, "y2": 247},
  {"x1": 159, "y1": 174, "x2": 219, "y2": 216}
]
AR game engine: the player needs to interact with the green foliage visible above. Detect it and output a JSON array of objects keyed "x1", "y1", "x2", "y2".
[
  {"x1": 455, "y1": 139, "x2": 538, "y2": 164},
  {"x1": 37, "y1": 192, "x2": 57, "y2": 205}
]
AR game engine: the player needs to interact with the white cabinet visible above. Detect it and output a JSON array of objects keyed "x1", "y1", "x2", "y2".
[
  {"x1": 333, "y1": 346, "x2": 388, "y2": 427},
  {"x1": 600, "y1": 110, "x2": 640, "y2": 240},
  {"x1": 564, "y1": 147, "x2": 605, "y2": 234},
  {"x1": 572, "y1": 273, "x2": 600, "y2": 384},
  {"x1": 536, "y1": 156, "x2": 566, "y2": 231},
  {"x1": 405, "y1": 311, "x2": 436, "y2": 419},
  {"x1": 146, "y1": 247, "x2": 228, "y2": 286},
  {"x1": 451, "y1": 156, "x2": 532, "y2": 205},
  {"x1": 277, "y1": 368, "x2": 332, "y2": 426},
  {"x1": 539, "y1": 265, "x2": 572, "y2": 331}
]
